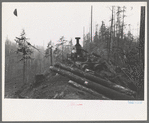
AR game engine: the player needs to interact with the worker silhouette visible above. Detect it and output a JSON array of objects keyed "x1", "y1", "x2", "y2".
[{"x1": 71, "y1": 47, "x2": 77, "y2": 60}]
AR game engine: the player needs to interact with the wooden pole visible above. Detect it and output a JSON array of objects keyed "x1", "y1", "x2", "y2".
[
  {"x1": 23, "y1": 38, "x2": 25, "y2": 84},
  {"x1": 91, "y1": 6, "x2": 93, "y2": 42},
  {"x1": 48, "y1": 48, "x2": 50, "y2": 66},
  {"x1": 113, "y1": 7, "x2": 116, "y2": 38},
  {"x1": 50, "y1": 47, "x2": 53, "y2": 66},
  {"x1": 139, "y1": 6, "x2": 145, "y2": 66},
  {"x1": 121, "y1": 6, "x2": 126, "y2": 39},
  {"x1": 117, "y1": 6, "x2": 120, "y2": 48},
  {"x1": 109, "y1": 6, "x2": 114, "y2": 59},
  {"x1": 62, "y1": 41, "x2": 63, "y2": 61},
  {"x1": 23, "y1": 57, "x2": 25, "y2": 83},
  {"x1": 83, "y1": 27, "x2": 85, "y2": 41}
]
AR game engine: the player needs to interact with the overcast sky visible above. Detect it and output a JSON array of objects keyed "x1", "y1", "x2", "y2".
[{"x1": 2, "y1": 2, "x2": 146, "y2": 47}]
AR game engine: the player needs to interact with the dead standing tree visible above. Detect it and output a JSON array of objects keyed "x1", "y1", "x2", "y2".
[
  {"x1": 139, "y1": 6, "x2": 145, "y2": 68},
  {"x1": 113, "y1": 6, "x2": 126, "y2": 64},
  {"x1": 45, "y1": 41, "x2": 53, "y2": 66},
  {"x1": 137, "y1": 6, "x2": 145, "y2": 96},
  {"x1": 116, "y1": 7, "x2": 121, "y2": 56},
  {"x1": 57, "y1": 36, "x2": 68, "y2": 62},
  {"x1": 121, "y1": 6, "x2": 126, "y2": 40},
  {"x1": 108, "y1": 6, "x2": 114, "y2": 60}
]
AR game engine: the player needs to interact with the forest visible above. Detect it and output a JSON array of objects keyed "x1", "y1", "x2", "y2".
[{"x1": 4, "y1": 6, "x2": 145, "y2": 100}]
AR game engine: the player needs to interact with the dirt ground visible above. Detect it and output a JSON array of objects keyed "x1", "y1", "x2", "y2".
[{"x1": 5, "y1": 71, "x2": 110, "y2": 100}]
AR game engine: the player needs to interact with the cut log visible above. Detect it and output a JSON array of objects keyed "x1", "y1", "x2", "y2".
[
  {"x1": 68, "y1": 80, "x2": 110, "y2": 100},
  {"x1": 50, "y1": 66, "x2": 135, "y2": 100},
  {"x1": 54, "y1": 63, "x2": 136, "y2": 96}
]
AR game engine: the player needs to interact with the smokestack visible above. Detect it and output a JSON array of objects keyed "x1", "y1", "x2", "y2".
[{"x1": 75, "y1": 37, "x2": 80, "y2": 44}]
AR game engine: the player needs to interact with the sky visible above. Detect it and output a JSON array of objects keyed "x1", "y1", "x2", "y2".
[{"x1": 2, "y1": 2, "x2": 146, "y2": 48}]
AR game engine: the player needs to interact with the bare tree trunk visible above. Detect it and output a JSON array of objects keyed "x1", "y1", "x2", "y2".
[
  {"x1": 121, "y1": 6, "x2": 126, "y2": 40},
  {"x1": 91, "y1": 6, "x2": 93, "y2": 42},
  {"x1": 139, "y1": 6, "x2": 145, "y2": 67},
  {"x1": 50, "y1": 47, "x2": 53, "y2": 66},
  {"x1": 23, "y1": 57, "x2": 25, "y2": 83},
  {"x1": 110, "y1": 6, "x2": 114, "y2": 55}
]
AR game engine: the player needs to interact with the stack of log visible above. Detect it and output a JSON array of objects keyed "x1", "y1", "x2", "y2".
[{"x1": 49, "y1": 62, "x2": 137, "y2": 100}]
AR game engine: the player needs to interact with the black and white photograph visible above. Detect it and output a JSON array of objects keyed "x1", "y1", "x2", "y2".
[{"x1": 2, "y1": 2, "x2": 147, "y2": 121}]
